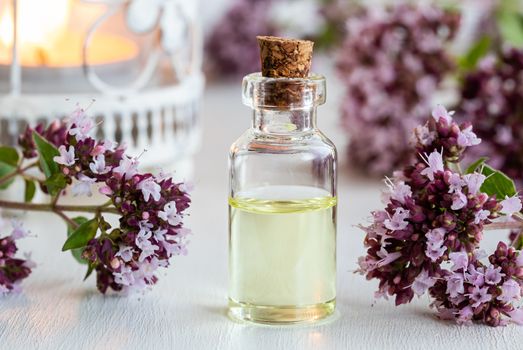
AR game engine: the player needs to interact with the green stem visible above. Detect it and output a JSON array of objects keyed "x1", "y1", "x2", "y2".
[
  {"x1": 513, "y1": 212, "x2": 523, "y2": 222},
  {"x1": 456, "y1": 162, "x2": 463, "y2": 175},
  {"x1": 0, "y1": 199, "x2": 120, "y2": 215},
  {"x1": 22, "y1": 174, "x2": 45, "y2": 183},
  {"x1": 484, "y1": 221, "x2": 523, "y2": 231},
  {"x1": 0, "y1": 161, "x2": 39, "y2": 187}
]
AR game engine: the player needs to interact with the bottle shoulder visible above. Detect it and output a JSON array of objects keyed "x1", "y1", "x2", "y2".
[{"x1": 230, "y1": 129, "x2": 337, "y2": 156}]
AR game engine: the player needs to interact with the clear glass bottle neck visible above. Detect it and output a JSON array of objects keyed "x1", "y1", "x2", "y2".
[{"x1": 252, "y1": 108, "x2": 317, "y2": 134}]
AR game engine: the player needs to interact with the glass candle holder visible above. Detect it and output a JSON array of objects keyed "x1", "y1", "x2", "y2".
[{"x1": 228, "y1": 72, "x2": 337, "y2": 324}]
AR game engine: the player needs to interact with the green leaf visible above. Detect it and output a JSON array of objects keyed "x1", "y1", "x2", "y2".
[
  {"x1": 84, "y1": 263, "x2": 95, "y2": 280},
  {"x1": 0, "y1": 146, "x2": 19, "y2": 166},
  {"x1": 43, "y1": 173, "x2": 67, "y2": 196},
  {"x1": 0, "y1": 162, "x2": 16, "y2": 190},
  {"x1": 480, "y1": 164, "x2": 517, "y2": 198},
  {"x1": 497, "y1": 11, "x2": 523, "y2": 47},
  {"x1": 458, "y1": 36, "x2": 492, "y2": 71},
  {"x1": 465, "y1": 157, "x2": 488, "y2": 174},
  {"x1": 515, "y1": 235, "x2": 523, "y2": 251},
  {"x1": 66, "y1": 217, "x2": 91, "y2": 264},
  {"x1": 24, "y1": 179, "x2": 36, "y2": 202},
  {"x1": 62, "y1": 217, "x2": 98, "y2": 252},
  {"x1": 32, "y1": 131, "x2": 59, "y2": 178}
]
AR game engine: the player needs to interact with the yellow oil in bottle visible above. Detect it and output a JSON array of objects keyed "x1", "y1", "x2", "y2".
[{"x1": 228, "y1": 185, "x2": 336, "y2": 324}]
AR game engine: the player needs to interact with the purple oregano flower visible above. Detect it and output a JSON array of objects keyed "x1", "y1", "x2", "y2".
[
  {"x1": 336, "y1": 3, "x2": 459, "y2": 176},
  {"x1": 18, "y1": 107, "x2": 192, "y2": 294},
  {"x1": 358, "y1": 105, "x2": 523, "y2": 326}
]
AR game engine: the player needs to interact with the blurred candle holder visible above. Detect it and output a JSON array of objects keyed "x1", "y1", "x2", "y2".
[{"x1": 0, "y1": 0, "x2": 204, "y2": 178}]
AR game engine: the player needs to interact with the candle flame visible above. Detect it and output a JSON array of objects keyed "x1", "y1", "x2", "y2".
[
  {"x1": 0, "y1": 0, "x2": 138, "y2": 67},
  {"x1": 0, "y1": 0, "x2": 72, "y2": 65}
]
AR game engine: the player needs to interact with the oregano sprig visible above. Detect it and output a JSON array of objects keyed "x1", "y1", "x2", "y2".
[
  {"x1": 358, "y1": 105, "x2": 523, "y2": 326},
  {"x1": 0, "y1": 106, "x2": 192, "y2": 295}
]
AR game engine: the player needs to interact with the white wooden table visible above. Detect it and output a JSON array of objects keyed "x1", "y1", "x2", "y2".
[{"x1": 1, "y1": 80, "x2": 521, "y2": 349}]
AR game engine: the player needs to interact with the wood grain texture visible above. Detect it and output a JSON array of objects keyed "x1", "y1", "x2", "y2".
[{"x1": 1, "y1": 79, "x2": 521, "y2": 350}]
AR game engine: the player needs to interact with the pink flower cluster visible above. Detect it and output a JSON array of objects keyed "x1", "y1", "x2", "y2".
[
  {"x1": 358, "y1": 105, "x2": 523, "y2": 326},
  {"x1": 430, "y1": 244, "x2": 523, "y2": 326},
  {"x1": 0, "y1": 218, "x2": 33, "y2": 295},
  {"x1": 459, "y1": 48, "x2": 523, "y2": 189},
  {"x1": 205, "y1": 0, "x2": 277, "y2": 78},
  {"x1": 336, "y1": 3, "x2": 459, "y2": 175},
  {"x1": 20, "y1": 108, "x2": 191, "y2": 294}
]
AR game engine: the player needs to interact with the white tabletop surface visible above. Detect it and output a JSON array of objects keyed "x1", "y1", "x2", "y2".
[{"x1": 1, "y1": 78, "x2": 521, "y2": 350}]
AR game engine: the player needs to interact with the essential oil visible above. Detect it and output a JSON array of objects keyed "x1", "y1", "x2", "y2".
[{"x1": 228, "y1": 186, "x2": 336, "y2": 324}]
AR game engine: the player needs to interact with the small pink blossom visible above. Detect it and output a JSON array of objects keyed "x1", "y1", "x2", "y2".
[
  {"x1": 135, "y1": 227, "x2": 158, "y2": 262},
  {"x1": 153, "y1": 228, "x2": 167, "y2": 242},
  {"x1": 163, "y1": 241, "x2": 186, "y2": 256},
  {"x1": 432, "y1": 104, "x2": 452, "y2": 123},
  {"x1": 137, "y1": 178, "x2": 161, "y2": 202},
  {"x1": 10, "y1": 219, "x2": 29, "y2": 240},
  {"x1": 426, "y1": 228, "x2": 446, "y2": 245},
  {"x1": 425, "y1": 228, "x2": 447, "y2": 262},
  {"x1": 376, "y1": 249, "x2": 402, "y2": 267},
  {"x1": 412, "y1": 269, "x2": 435, "y2": 296},
  {"x1": 425, "y1": 241, "x2": 446, "y2": 262},
  {"x1": 457, "y1": 125, "x2": 481, "y2": 147},
  {"x1": 89, "y1": 154, "x2": 110, "y2": 175},
  {"x1": 420, "y1": 150, "x2": 444, "y2": 181},
  {"x1": 72, "y1": 174, "x2": 96, "y2": 197},
  {"x1": 447, "y1": 173, "x2": 464, "y2": 194},
  {"x1": 98, "y1": 185, "x2": 113, "y2": 196},
  {"x1": 113, "y1": 156, "x2": 139, "y2": 180},
  {"x1": 385, "y1": 179, "x2": 412, "y2": 204},
  {"x1": 449, "y1": 251, "x2": 468, "y2": 271},
  {"x1": 465, "y1": 265, "x2": 485, "y2": 287},
  {"x1": 115, "y1": 245, "x2": 134, "y2": 263},
  {"x1": 100, "y1": 139, "x2": 117, "y2": 152},
  {"x1": 457, "y1": 306, "x2": 473, "y2": 325},
  {"x1": 384, "y1": 207, "x2": 410, "y2": 231},
  {"x1": 158, "y1": 202, "x2": 182, "y2": 226},
  {"x1": 463, "y1": 173, "x2": 486, "y2": 195},
  {"x1": 357, "y1": 255, "x2": 377, "y2": 274},
  {"x1": 138, "y1": 220, "x2": 153, "y2": 236},
  {"x1": 414, "y1": 125, "x2": 435, "y2": 146},
  {"x1": 113, "y1": 265, "x2": 135, "y2": 286},
  {"x1": 138, "y1": 241, "x2": 159, "y2": 262},
  {"x1": 468, "y1": 286, "x2": 492, "y2": 308},
  {"x1": 176, "y1": 227, "x2": 191, "y2": 237},
  {"x1": 484, "y1": 266, "x2": 504, "y2": 285},
  {"x1": 53, "y1": 145, "x2": 76, "y2": 166},
  {"x1": 500, "y1": 196, "x2": 522, "y2": 216},
  {"x1": 474, "y1": 209, "x2": 490, "y2": 224},
  {"x1": 68, "y1": 109, "x2": 95, "y2": 141},
  {"x1": 451, "y1": 191, "x2": 467, "y2": 210},
  {"x1": 497, "y1": 279, "x2": 521, "y2": 303},
  {"x1": 445, "y1": 273, "x2": 464, "y2": 298}
]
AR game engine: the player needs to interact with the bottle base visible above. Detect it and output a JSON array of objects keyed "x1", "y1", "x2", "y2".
[{"x1": 228, "y1": 298, "x2": 336, "y2": 325}]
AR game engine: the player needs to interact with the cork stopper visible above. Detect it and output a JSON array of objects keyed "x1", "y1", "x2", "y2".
[{"x1": 257, "y1": 36, "x2": 314, "y2": 78}]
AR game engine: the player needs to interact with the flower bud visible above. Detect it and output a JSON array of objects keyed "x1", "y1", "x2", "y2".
[{"x1": 110, "y1": 258, "x2": 120, "y2": 270}]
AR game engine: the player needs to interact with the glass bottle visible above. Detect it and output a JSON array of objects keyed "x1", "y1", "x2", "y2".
[{"x1": 228, "y1": 72, "x2": 337, "y2": 324}]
